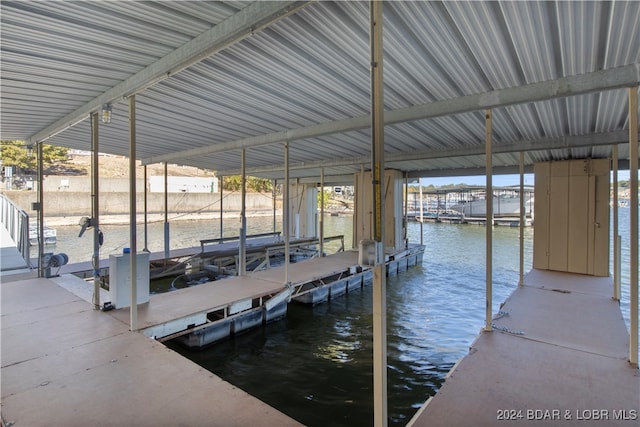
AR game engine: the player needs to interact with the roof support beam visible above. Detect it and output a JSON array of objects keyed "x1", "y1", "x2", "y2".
[
  {"x1": 27, "y1": 1, "x2": 311, "y2": 144},
  {"x1": 143, "y1": 64, "x2": 640, "y2": 165},
  {"x1": 217, "y1": 130, "x2": 630, "y2": 176}
]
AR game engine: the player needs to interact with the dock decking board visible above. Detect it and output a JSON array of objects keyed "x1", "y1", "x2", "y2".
[
  {"x1": 247, "y1": 250, "x2": 360, "y2": 285},
  {"x1": 409, "y1": 269, "x2": 639, "y2": 427},
  {"x1": 0, "y1": 277, "x2": 302, "y2": 427}
]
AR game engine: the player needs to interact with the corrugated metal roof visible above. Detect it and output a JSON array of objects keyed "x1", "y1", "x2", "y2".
[{"x1": 1, "y1": 1, "x2": 638, "y2": 181}]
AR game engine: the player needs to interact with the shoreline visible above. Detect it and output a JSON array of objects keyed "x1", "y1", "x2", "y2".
[
  {"x1": 42, "y1": 210, "x2": 277, "y2": 227},
  {"x1": 43, "y1": 208, "x2": 354, "y2": 227}
]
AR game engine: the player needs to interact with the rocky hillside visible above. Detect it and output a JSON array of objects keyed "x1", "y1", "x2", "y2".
[{"x1": 52, "y1": 154, "x2": 215, "y2": 179}]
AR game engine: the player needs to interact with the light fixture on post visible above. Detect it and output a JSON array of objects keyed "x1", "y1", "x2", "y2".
[
  {"x1": 25, "y1": 144, "x2": 33, "y2": 158},
  {"x1": 101, "y1": 104, "x2": 112, "y2": 124}
]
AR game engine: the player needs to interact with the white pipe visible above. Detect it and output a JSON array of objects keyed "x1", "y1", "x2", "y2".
[
  {"x1": 613, "y1": 145, "x2": 620, "y2": 300},
  {"x1": 404, "y1": 172, "x2": 408, "y2": 245},
  {"x1": 129, "y1": 95, "x2": 138, "y2": 331},
  {"x1": 273, "y1": 179, "x2": 277, "y2": 235},
  {"x1": 628, "y1": 87, "x2": 638, "y2": 366},
  {"x1": 485, "y1": 109, "x2": 493, "y2": 332},
  {"x1": 37, "y1": 142, "x2": 44, "y2": 277},
  {"x1": 519, "y1": 151, "x2": 524, "y2": 286},
  {"x1": 284, "y1": 142, "x2": 290, "y2": 285},
  {"x1": 164, "y1": 162, "x2": 169, "y2": 259},
  {"x1": 320, "y1": 167, "x2": 324, "y2": 257},
  {"x1": 91, "y1": 112, "x2": 101, "y2": 309},
  {"x1": 143, "y1": 165, "x2": 148, "y2": 252},
  {"x1": 419, "y1": 179, "x2": 424, "y2": 246},
  {"x1": 219, "y1": 176, "x2": 224, "y2": 240},
  {"x1": 239, "y1": 149, "x2": 246, "y2": 276}
]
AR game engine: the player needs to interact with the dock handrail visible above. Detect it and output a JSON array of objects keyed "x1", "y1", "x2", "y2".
[
  {"x1": 200, "y1": 231, "x2": 281, "y2": 253},
  {"x1": 0, "y1": 193, "x2": 31, "y2": 267}
]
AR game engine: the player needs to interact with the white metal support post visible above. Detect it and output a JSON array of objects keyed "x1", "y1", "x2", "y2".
[
  {"x1": 284, "y1": 142, "x2": 290, "y2": 286},
  {"x1": 129, "y1": 95, "x2": 138, "y2": 331},
  {"x1": 143, "y1": 165, "x2": 148, "y2": 252},
  {"x1": 164, "y1": 162, "x2": 170, "y2": 259},
  {"x1": 37, "y1": 141, "x2": 44, "y2": 277},
  {"x1": 519, "y1": 151, "x2": 524, "y2": 286},
  {"x1": 91, "y1": 112, "x2": 101, "y2": 309},
  {"x1": 239, "y1": 149, "x2": 247, "y2": 276},
  {"x1": 404, "y1": 172, "x2": 408, "y2": 246},
  {"x1": 629, "y1": 87, "x2": 638, "y2": 366},
  {"x1": 613, "y1": 145, "x2": 620, "y2": 301},
  {"x1": 370, "y1": 1, "x2": 387, "y2": 425},
  {"x1": 361, "y1": 164, "x2": 366, "y2": 243},
  {"x1": 219, "y1": 176, "x2": 224, "y2": 241},
  {"x1": 273, "y1": 179, "x2": 277, "y2": 235},
  {"x1": 419, "y1": 179, "x2": 424, "y2": 246},
  {"x1": 485, "y1": 109, "x2": 493, "y2": 332},
  {"x1": 320, "y1": 167, "x2": 325, "y2": 257}
]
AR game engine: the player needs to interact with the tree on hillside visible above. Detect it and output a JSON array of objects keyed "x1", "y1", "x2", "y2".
[
  {"x1": 0, "y1": 140, "x2": 68, "y2": 174},
  {"x1": 221, "y1": 175, "x2": 273, "y2": 193}
]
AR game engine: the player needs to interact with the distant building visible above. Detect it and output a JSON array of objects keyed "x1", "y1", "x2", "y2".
[{"x1": 148, "y1": 176, "x2": 218, "y2": 193}]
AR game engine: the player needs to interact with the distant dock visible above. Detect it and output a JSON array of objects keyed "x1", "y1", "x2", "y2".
[{"x1": 411, "y1": 213, "x2": 533, "y2": 227}]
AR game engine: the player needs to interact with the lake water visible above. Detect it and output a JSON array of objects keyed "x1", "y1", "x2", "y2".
[{"x1": 46, "y1": 209, "x2": 633, "y2": 426}]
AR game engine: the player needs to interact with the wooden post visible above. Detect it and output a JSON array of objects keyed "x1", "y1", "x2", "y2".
[{"x1": 370, "y1": 1, "x2": 387, "y2": 425}]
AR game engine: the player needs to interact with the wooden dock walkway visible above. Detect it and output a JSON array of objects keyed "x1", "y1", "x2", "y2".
[
  {"x1": 409, "y1": 269, "x2": 639, "y2": 426},
  {"x1": 0, "y1": 276, "x2": 302, "y2": 427}
]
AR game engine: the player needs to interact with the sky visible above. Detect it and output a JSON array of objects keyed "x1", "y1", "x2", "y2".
[{"x1": 422, "y1": 170, "x2": 631, "y2": 188}]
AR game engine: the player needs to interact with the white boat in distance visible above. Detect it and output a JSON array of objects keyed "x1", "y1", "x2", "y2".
[
  {"x1": 29, "y1": 224, "x2": 57, "y2": 246},
  {"x1": 450, "y1": 194, "x2": 534, "y2": 217}
]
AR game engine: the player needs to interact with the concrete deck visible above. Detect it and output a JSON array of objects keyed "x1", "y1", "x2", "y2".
[
  {"x1": 409, "y1": 269, "x2": 639, "y2": 426},
  {"x1": 1, "y1": 277, "x2": 302, "y2": 427}
]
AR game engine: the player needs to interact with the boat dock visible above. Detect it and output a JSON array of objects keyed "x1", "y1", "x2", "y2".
[
  {"x1": 1, "y1": 275, "x2": 302, "y2": 427},
  {"x1": 110, "y1": 249, "x2": 367, "y2": 344},
  {"x1": 1, "y1": 222, "x2": 425, "y2": 426},
  {"x1": 409, "y1": 269, "x2": 639, "y2": 426}
]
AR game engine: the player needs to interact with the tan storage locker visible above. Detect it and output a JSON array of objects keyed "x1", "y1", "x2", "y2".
[{"x1": 533, "y1": 159, "x2": 610, "y2": 277}]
